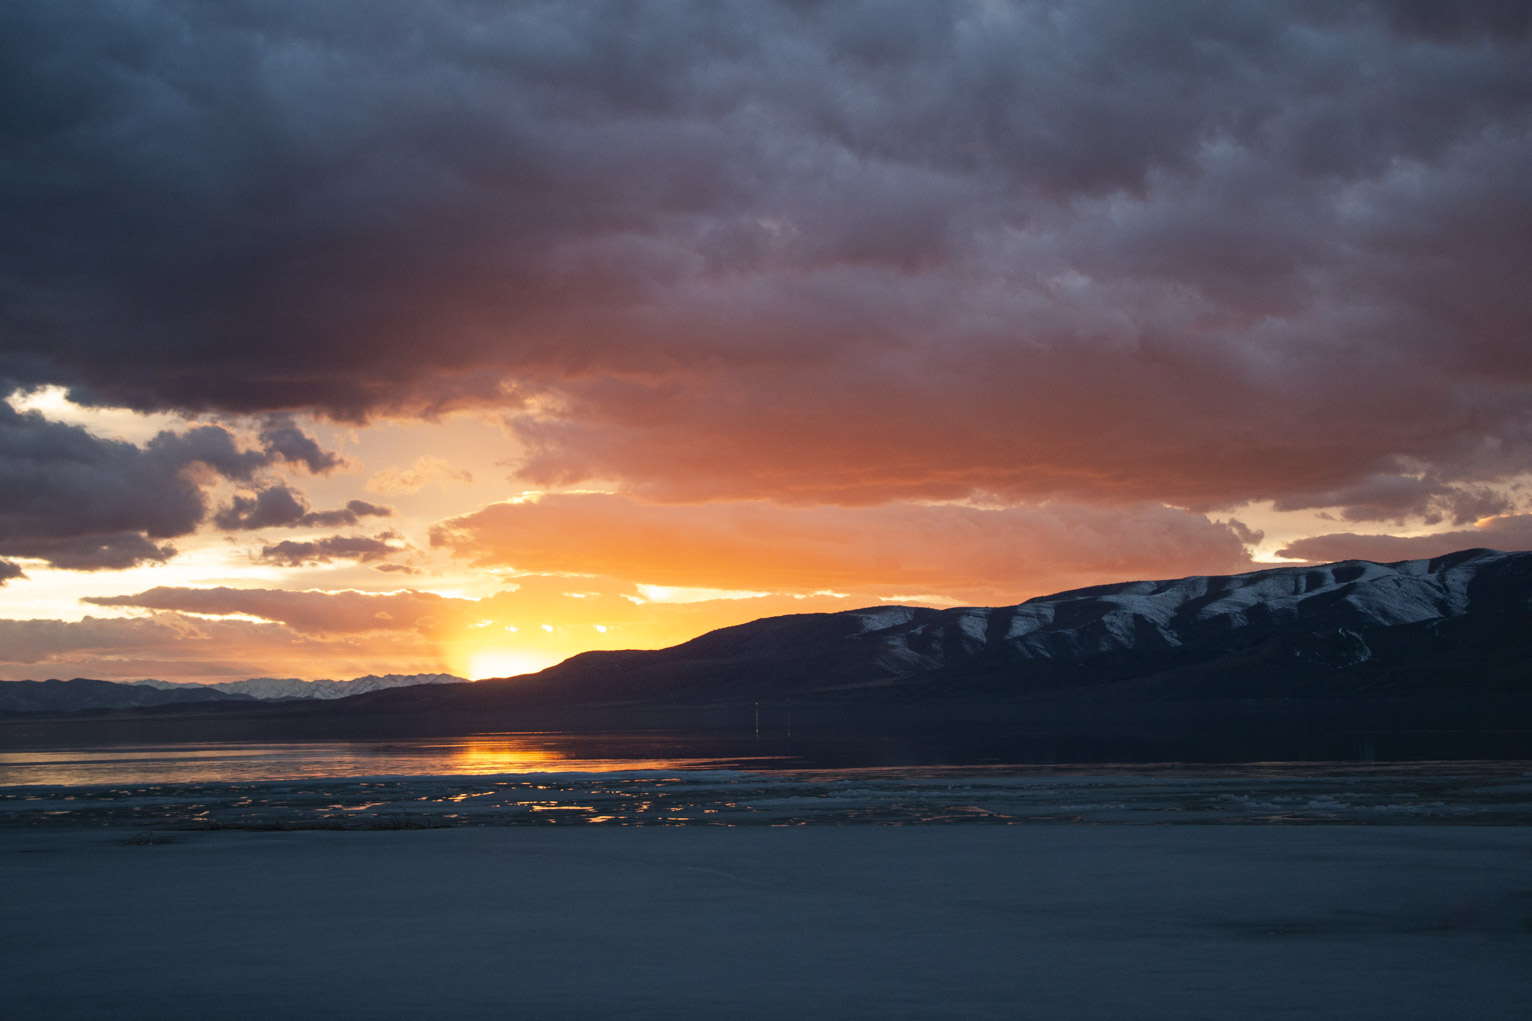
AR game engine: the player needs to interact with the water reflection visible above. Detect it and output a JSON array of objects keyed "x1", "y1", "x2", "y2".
[
  {"x1": 0, "y1": 733, "x2": 767, "y2": 787},
  {"x1": 6, "y1": 725, "x2": 1532, "y2": 789}
]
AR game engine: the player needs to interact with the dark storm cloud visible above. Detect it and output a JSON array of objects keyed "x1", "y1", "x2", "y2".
[
  {"x1": 1372, "y1": 0, "x2": 1532, "y2": 43},
  {"x1": 0, "y1": 401, "x2": 342, "y2": 569},
  {"x1": 257, "y1": 534, "x2": 402, "y2": 567},
  {"x1": 2, "y1": 1, "x2": 1530, "y2": 513}
]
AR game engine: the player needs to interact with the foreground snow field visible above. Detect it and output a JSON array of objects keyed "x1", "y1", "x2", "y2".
[{"x1": 3, "y1": 824, "x2": 1529, "y2": 1020}]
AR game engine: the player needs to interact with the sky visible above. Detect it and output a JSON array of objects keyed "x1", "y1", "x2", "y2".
[{"x1": 2, "y1": 0, "x2": 1531, "y2": 683}]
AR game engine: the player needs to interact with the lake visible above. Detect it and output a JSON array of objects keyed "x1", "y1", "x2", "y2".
[{"x1": 2, "y1": 732, "x2": 1529, "y2": 829}]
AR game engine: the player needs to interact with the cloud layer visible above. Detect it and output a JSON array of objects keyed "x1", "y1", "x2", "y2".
[
  {"x1": 0, "y1": 612, "x2": 444, "y2": 683},
  {"x1": 432, "y1": 492, "x2": 1256, "y2": 602},
  {"x1": 86, "y1": 587, "x2": 464, "y2": 636},
  {"x1": 1277, "y1": 513, "x2": 1532, "y2": 563},
  {"x1": 2, "y1": 3, "x2": 1531, "y2": 681},
  {"x1": 0, "y1": 1, "x2": 1528, "y2": 518}
]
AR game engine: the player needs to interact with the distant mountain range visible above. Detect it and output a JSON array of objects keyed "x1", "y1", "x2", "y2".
[
  {"x1": 0, "y1": 673, "x2": 466, "y2": 714},
  {"x1": 131, "y1": 673, "x2": 467, "y2": 700},
  {"x1": 5, "y1": 550, "x2": 1530, "y2": 729}
]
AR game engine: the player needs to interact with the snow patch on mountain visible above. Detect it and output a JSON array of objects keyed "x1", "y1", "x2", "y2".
[{"x1": 859, "y1": 548, "x2": 1516, "y2": 663}]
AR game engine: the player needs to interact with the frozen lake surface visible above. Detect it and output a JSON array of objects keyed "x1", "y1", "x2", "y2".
[{"x1": 3, "y1": 823, "x2": 1530, "y2": 1020}]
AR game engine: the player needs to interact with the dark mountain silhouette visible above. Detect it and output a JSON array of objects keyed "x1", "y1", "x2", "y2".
[
  {"x1": 0, "y1": 677, "x2": 257, "y2": 714},
  {"x1": 0, "y1": 673, "x2": 466, "y2": 714},
  {"x1": 338, "y1": 547, "x2": 1532, "y2": 717},
  {"x1": 5, "y1": 551, "x2": 1529, "y2": 762}
]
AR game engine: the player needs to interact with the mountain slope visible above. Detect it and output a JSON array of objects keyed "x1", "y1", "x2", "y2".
[
  {"x1": 346, "y1": 548, "x2": 1532, "y2": 714},
  {"x1": 1, "y1": 673, "x2": 468, "y2": 714},
  {"x1": 0, "y1": 678, "x2": 258, "y2": 714},
  {"x1": 7, "y1": 550, "x2": 1526, "y2": 722}
]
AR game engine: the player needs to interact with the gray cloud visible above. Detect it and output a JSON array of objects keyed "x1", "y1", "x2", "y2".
[
  {"x1": 257, "y1": 417, "x2": 347, "y2": 474},
  {"x1": 258, "y1": 534, "x2": 403, "y2": 567},
  {"x1": 1272, "y1": 474, "x2": 1516, "y2": 526},
  {"x1": 0, "y1": 533, "x2": 174, "y2": 571},
  {"x1": 0, "y1": 614, "x2": 208, "y2": 664},
  {"x1": 0, "y1": 1, "x2": 1527, "y2": 516},
  {"x1": 214, "y1": 486, "x2": 306, "y2": 531},
  {"x1": 214, "y1": 488, "x2": 393, "y2": 531},
  {"x1": 0, "y1": 612, "x2": 439, "y2": 682},
  {"x1": 85, "y1": 586, "x2": 468, "y2": 635},
  {"x1": 1277, "y1": 513, "x2": 1532, "y2": 563},
  {"x1": 1374, "y1": 0, "x2": 1532, "y2": 43},
  {"x1": 0, "y1": 401, "x2": 343, "y2": 569}
]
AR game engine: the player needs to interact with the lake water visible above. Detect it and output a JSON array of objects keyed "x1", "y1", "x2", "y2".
[
  {"x1": 2, "y1": 733, "x2": 1529, "y2": 829},
  {"x1": 0, "y1": 733, "x2": 769, "y2": 786}
]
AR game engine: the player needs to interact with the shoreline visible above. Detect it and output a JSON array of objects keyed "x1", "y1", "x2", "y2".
[{"x1": 6, "y1": 761, "x2": 1532, "y2": 828}]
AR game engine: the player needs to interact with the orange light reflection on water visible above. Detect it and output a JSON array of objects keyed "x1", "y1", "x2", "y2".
[
  {"x1": 0, "y1": 735, "x2": 730, "y2": 787},
  {"x1": 444, "y1": 736, "x2": 697, "y2": 776}
]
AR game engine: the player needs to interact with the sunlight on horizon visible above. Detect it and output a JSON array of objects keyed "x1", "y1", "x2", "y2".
[{"x1": 461, "y1": 648, "x2": 563, "y2": 680}]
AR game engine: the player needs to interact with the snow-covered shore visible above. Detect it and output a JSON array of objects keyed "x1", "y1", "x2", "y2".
[{"x1": 4, "y1": 824, "x2": 1529, "y2": 1019}]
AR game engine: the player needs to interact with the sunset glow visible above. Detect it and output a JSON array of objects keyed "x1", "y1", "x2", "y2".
[{"x1": 461, "y1": 649, "x2": 562, "y2": 683}]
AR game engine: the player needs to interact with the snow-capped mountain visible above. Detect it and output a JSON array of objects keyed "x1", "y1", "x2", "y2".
[
  {"x1": 130, "y1": 673, "x2": 467, "y2": 700},
  {"x1": 827, "y1": 546, "x2": 1508, "y2": 676},
  {"x1": 6, "y1": 550, "x2": 1529, "y2": 720},
  {"x1": 405, "y1": 547, "x2": 1532, "y2": 709}
]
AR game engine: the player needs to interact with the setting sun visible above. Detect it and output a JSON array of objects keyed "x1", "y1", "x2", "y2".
[{"x1": 461, "y1": 648, "x2": 561, "y2": 681}]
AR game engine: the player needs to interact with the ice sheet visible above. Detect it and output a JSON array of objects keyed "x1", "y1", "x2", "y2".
[{"x1": 2, "y1": 824, "x2": 1529, "y2": 1020}]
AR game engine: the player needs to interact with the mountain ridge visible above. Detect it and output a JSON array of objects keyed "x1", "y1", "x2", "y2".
[
  {"x1": 4, "y1": 549, "x2": 1528, "y2": 721},
  {"x1": 333, "y1": 547, "x2": 1532, "y2": 715},
  {"x1": 129, "y1": 673, "x2": 468, "y2": 700},
  {"x1": 0, "y1": 672, "x2": 468, "y2": 714}
]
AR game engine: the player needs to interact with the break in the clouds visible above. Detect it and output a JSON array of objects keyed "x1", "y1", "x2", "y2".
[
  {"x1": 0, "y1": 0, "x2": 1528, "y2": 519},
  {"x1": 366, "y1": 457, "x2": 474, "y2": 496}
]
